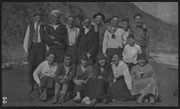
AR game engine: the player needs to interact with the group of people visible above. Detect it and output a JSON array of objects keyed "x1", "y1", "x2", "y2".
[{"x1": 23, "y1": 9, "x2": 159, "y2": 105}]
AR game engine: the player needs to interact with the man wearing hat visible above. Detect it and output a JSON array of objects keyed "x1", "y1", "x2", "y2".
[
  {"x1": 44, "y1": 10, "x2": 68, "y2": 64},
  {"x1": 91, "y1": 12, "x2": 107, "y2": 53},
  {"x1": 121, "y1": 18, "x2": 133, "y2": 46},
  {"x1": 23, "y1": 10, "x2": 46, "y2": 93}
]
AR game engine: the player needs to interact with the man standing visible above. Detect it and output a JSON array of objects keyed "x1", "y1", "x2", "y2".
[
  {"x1": 23, "y1": 11, "x2": 46, "y2": 93},
  {"x1": 131, "y1": 14, "x2": 150, "y2": 60},
  {"x1": 102, "y1": 16, "x2": 125, "y2": 64},
  {"x1": 91, "y1": 12, "x2": 106, "y2": 53},
  {"x1": 77, "y1": 17, "x2": 99, "y2": 65},
  {"x1": 66, "y1": 16, "x2": 80, "y2": 64},
  {"x1": 44, "y1": 10, "x2": 68, "y2": 64},
  {"x1": 121, "y1": 18, "x2": 133, "y2": 46}
]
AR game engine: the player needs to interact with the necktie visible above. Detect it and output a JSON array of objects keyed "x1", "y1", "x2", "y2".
[{"x1": 34, "y1": 24, "x2": 38, "y2": 43}]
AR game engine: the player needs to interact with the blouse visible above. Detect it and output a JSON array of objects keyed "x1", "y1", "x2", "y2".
[{"x1": 33, "y1": 60, "x2": 58, "y2": 84}]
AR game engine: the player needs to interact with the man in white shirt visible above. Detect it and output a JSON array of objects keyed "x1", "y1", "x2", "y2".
[
  {"x1": 122, "y1": 34, "x2": 142, "y2": 70},
  {"x1": 102, "y1": 16, "x2": 125, "y2": 64},
  {"x1": 23, "y1": 11, "x2": 46, "y2": 93},
  {"x1": 66, "y1": 16, "x2": 80, "y2": 64}
]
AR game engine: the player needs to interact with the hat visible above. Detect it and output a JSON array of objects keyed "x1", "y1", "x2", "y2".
[
  {"x1": 51, "y1": 10, "x2": 60, "y2": 16},
  {"x1": 34, "y1": 10, "x2": 43, "y2": 17},
  {"x1": 121, "y1": 18, "x2": 129, "y2": 22},
  {"x1": 93, "y1": 12, "x2": 105, "y2": 20}
]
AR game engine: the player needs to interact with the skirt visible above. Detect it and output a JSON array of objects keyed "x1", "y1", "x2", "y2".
[
  {"x1": 132, "y1": 77, "x2": 159, "y2": 99},
  {"x1": 109, "y1": 76, "x2": 134, "y2": 101},
  {"x1": 40, "y1": 76, "x2": 55, "y2": 89},
  {"x1": 85, "y1": 77, "x2": 109, "y2": 100}
]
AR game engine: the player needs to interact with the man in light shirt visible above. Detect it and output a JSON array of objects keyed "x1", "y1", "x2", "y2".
[
  {"x1": 23, "y1": 11, "x2": 46, "y2": 93},
  {"x1": 102, "y1": 16, "x2": 125, "y2": 64},
  {"x1": 66, "y1": 16, "x2": 80, "y2": 64},
  {"x1": 122, "y1": 34, "x2": 142, "y2": 71}
]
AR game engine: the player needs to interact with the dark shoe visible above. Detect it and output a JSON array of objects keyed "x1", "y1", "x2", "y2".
[
  {"x1": 74, "y1": 98, "x2": 82, "y2": 104},
  {"x1": 57, "y1": 93, "x2": 65, "y2": 104},
  {"x1": 102, "y1": 98, "x2": 108, "y2": 104},
  {"x1": 28, "y1": 86, "x2": 34, "y2": 93},
  {"x1": 90, "y1": 99, "x2": 97, "y2": 106},
  {"x1": 52, "y1": 95, "x2": 58, "y2": 104}
]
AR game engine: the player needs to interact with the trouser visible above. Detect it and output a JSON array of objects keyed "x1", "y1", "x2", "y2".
[
  {"x1": 140, "y1": 45, "x2": 150, "y2": 61},
  {"x1": 54, "y1": 82, "x2": 69, "y2": 95},
  {"x1": 106, "y1": 48, "x2": 123, "y2": 64},
  {"x1": 28, "y1": 43, "x2": 46, "y2": 87}
]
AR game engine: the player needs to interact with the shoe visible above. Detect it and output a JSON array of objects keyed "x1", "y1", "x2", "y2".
[
  {"x1": 102, "y1": 98, "x2": 108, "y2": 104},
  {"x1": 28, "y1": 86, "x2": 34, "y2": 93},
  {"x1": 74, "y1": 98, "x2": 82, "y2": 104},
  {"x1": 52, "y1": 95, "x2": 58, "y2": 104},
  {"x1": 149, "y1": 96, "x2": 155, "y2": 104},
  {"x1": 57, "y1": 93, "x2": 65, "y2": 104},
  {"x1": 90, "y1": 99, "x2": 97, "y2": 106}
]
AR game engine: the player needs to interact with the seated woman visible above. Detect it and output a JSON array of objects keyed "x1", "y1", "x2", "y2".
[
  {"x1": 108, "y1": 51, "x2": 134, "y2": 101},
  {"x1": 130, "y1": 54, "x2": 159, "y2": 104},
  {"x1": 33, "y1": 52, "x2": 58, "y2": 102},
  {"x1": 52, "y1": 54, "x2": 76, "y2": 104},
  {"x1": 82, "y1": 53, "x2": 111, "y2": 105},
  {"x1": 73, "y1": 53, "x2": 92, "y2": 103},
  {"x1": 122, "y1": 34, "x2": 142, "y2": 71}
]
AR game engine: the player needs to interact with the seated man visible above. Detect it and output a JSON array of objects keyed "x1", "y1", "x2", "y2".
[
  {"x1": 73, "y1": 53, "x2": 92, "y2": 103},
  {"x1": 52, "y1": 54, "x2": 76, "y2": 104}
]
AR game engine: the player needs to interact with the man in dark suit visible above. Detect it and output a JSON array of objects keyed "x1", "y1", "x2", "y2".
[
  {"x1": 76, "y1": 17, "x2": 99, "y2": 65},
  {"x1": 23, "y1": 11, "x2": 46, "y2": 93}
]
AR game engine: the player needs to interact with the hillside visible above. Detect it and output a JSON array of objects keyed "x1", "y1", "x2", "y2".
[{"x1": 2, "y1": 2, "x2": 178, "y2": 63}]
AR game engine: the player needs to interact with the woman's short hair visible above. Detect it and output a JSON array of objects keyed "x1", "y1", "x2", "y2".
[
  {"x1": 45, "y1": 51, "x2": 56, "y2": 59},
  {"x1": 137, "y1": 54, "x2": 146, "y2": 61},
  {"x1": 111, "y1": 50, "x2": 123, "y2": 60}
]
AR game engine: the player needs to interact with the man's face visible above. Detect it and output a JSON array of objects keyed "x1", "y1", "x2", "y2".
[
  {"x1": 84, "y1": 18, "x2": 91, "y2": 28},
  {"x1": 135, "y1": 16, "x2": 142, "y2": 26},
  {"x1": 122, "y1": 21, "x2": 129, "y2": 31},
  {"x1": 67, "y1": 17, "x2": 75, "y2": 28},
  {"x1": 34, "y1": 15, "x2": 42, "y2": 23},
  {"x1": 111, "y1": 17, "x2": 119, "y2": 27},
  {"x1": 64, "y1": 56, "x2": 72, "y2": 66},
  {"x1": 52, "y1": 13, "x2": 60, "y2": 24},
  {"x1": 138, "y1": 58, "x2": 146, "y2": 66},
  {"x1": 95, "y1": 15, "x2": 103, "y2": 25},
  {"x1": 127, "y1": 38, "x2": 135, "y2": 46},
  {"x1": 81, "y1": 59, "x2": 88, "y2": 67},
  {"x1": 47, "y1": 54, "x2": 55, "y2": 64}
]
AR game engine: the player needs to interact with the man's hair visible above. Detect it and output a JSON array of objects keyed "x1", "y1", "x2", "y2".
[
  {"x1": 127, "y1": 34, "x2": 135, "y2": 39},
  {"x1": 121, "y1": 18, "x2": 129, "y2": 23},
  {"x1": 111, "y1": 16, "x2": 119, "y2": 21},
  {"x1": 134, "y1": 13, "x2": 142, "y2": 19},
  {"x1": 63, "y1": 53, "x2": 73, "y2": 61}
]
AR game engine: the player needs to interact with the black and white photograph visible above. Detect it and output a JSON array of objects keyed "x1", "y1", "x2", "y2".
[{"x1": 2, "y1": 2, "x2": 178, "y2": 107}]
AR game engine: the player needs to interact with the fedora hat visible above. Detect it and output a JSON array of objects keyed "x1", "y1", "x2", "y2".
[{"x1": 93, "y1": 12, "x2": 105, "y2": 20}]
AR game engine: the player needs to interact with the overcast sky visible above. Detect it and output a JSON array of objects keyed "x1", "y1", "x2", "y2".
[{"x1": 132, "y1": 2, "x2": 178, "y2": 25}]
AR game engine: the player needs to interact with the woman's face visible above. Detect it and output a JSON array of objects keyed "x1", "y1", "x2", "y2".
[
  {"x1": 138, "y1": 58, "x2": 146, "y2": 66},
  {"x1": 81, "y1": 59, "x2": 88, "y2": 67},
  {"x1": 64, "y1": 56, "x2": 72, "y2": 66},
  {"x1": 52, "y1": 13, "x2": 60, "y2": 24},
  {"x1": 127, "y1": 38, "x2": 135, "y2": 46},
  {"x1": 47, "y1": 54, "x2": 55, "y2": 64},
  {"x1": 112, "y1": 54, "x2": 119, "y2": 65},
  {"x1": 98, "y1": 58, "x2": 106, "y2": 67},
  {"x1": 75, "y1": 17, "x2": 82, "y2": 26}
]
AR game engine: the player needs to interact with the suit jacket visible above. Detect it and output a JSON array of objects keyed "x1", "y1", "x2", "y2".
[
  {"x1": 91, "y1": 63, "x2": 111, "y2": 81},
  {"x1": 54, "y1": 63, "x2": 76, "y2": 84},
  {"x1": 73, "y1": 65, "x2": 92, "y2": 82},
  {"x1": 44, "y1": 23, "x2": 68, "y2": 49},
  {"x1": 77, "y1": 26, "x2": 99, "y2": 58}
]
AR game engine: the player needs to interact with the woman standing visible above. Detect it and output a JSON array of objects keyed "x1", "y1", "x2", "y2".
[
  {"x1": 130, "y1": 54, "x2": 159, "y2": 104},
  {"x1": 44, "y1": 10, "x2": 68, "y2": 64},
  {"x1": 108, "y1": 52, "x2": 134, "y2": 101},
  {"x1": 82, "y1": 53, "x2": 111, "y2": 105},
  {"x1": 33, "y1": 52, "x2": 58, "y2": 102}
]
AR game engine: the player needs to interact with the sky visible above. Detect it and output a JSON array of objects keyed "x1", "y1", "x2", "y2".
[{"x1": 132, "y1": 2, "x2": 178, "y2": 25}]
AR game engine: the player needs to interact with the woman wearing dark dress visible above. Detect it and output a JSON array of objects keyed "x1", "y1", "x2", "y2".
[
  {"x1": 82, "y1": 53, "x2": 111, "y2": 105},
  {"x1": 44, "y1": 10, "x2": 68, "y2": 63},
  {"x1": 108, "y1": 51, "x2": 134, "y2": 101}
]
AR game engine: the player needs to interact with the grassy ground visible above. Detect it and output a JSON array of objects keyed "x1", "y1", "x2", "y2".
[{"x1": 2, "y1": 60, "x2": 178, "y2": 107}]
